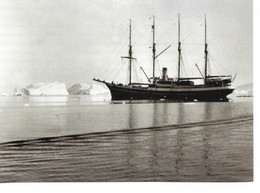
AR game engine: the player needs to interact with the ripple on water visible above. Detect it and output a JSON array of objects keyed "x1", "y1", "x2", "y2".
[{"x1": 0, "y1": 117, "x2": 253, "y2": 182}]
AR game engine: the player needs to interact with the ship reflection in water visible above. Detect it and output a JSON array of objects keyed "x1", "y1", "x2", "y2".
[{"x1": 0, "y1": 96, "x2": 253, "y2": 182}]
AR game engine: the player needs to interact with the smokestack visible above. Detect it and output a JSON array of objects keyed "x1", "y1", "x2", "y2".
[{"x1": 162, "y1": 67, "x2": 168, "y2": 81}]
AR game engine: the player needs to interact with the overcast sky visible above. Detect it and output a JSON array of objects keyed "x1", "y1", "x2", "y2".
[{"x1": 0, "y1": 0, "x2": 252, "y2": 93}]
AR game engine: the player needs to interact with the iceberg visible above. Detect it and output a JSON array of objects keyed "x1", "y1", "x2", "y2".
[
  {"x1": 23, "y1": 82, "x2": 69, "y2": 96},
  {"x1": 68, "y1": 83, "x2": 109, "y2": 95},
  {"x1": 89, "y1": 84, "x2": 110, "y2": 96},
  {"x1": 234, "y1": 83, "x2": 253, "y2": 97},
  {"x1": 13, "y1": 87, "x2": 23, "y2": 96},
  {"x1": 67, "y1": 83, "x2": 91, "y2": 95},
  {"x1": 234, "y1": 90, "x2": 253, "y2": 97},
  {"x1": 0, "y1": 93, "x2": 9, "y2": 96}
]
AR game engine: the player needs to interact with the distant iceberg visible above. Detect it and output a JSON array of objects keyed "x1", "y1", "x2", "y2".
[
  {"x1": 23, "y1": 82, "x2": 69, "y2": 96},
  {"x1": 234, "y1": 90, "x2": 253, "y2": 97},
  {"x1": 89, "y1": 84, "x2": 110, "y2": 95},
  {"x1": 0, "y1": 93, "x2": 9, "y2": 96},
  {"x1": 13, "y1": 87, "x2": 23, "y2": 96},
  {"x1": 234, "y1": 83, "x2": 253, "y2": 97},
  {"x1": 67, "y1": 83, "x2": 91, "y2": 95},
  {"x1": 68, "y1": 83, "x2": 109, "y2": 96}
]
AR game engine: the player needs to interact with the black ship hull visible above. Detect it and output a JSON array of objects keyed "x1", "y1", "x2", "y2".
[{"x1": 104, "y1": 83, "x2": 234, "y2": 101}]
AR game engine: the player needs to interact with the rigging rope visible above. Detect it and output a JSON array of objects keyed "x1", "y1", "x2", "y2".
[
  {"x1": 125, "y1": 67, "x2": 129, "y2": 85},
  {"x1": 112, "y1": 60, "x2": 125, "y2": 81},
  {"x1": 132, "y1": 25, "x2": 151, "y2": 45},
  {"x1": 182, "y1": 23, "x2": 203, "y2": 42},
  {"x1": 136, "y1": 61, "x2": 149, "y2": 82},
  {"x1": 182, "y1": 42, "x2": 203, "y2": 45},
  {"x1": 208, "y1": 57, "x2": 211, "y2": 75},
  {"x1": 95, "y1": 26, "x2": 129, "y2": 79},
  {"x1": 195, "y1": 58, "x2": 205, "y2": 77},
  {"x1": 208, "y1": 52, "x2": 230, "y2": 74},
  {"x1": 157, "y1": 22, "x2": 177, "y2": 45},
  {"x1": 180, "y1": 54, "x2": 188, "y2": 77},
  {"x1": 133, "y1": 61, "x2": 140, "y2": 83},
  {"x1": 156, "y1": 58, "x2": 162, "y2": 77}
]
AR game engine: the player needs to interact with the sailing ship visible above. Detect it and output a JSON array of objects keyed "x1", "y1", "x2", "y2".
[{"x1": 93, "y1": 15, "x2": 235, "y2": 101}]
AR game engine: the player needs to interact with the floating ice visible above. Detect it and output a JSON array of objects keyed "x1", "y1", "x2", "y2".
[
  {"x1": 234, "y1": 83, "x2": 253, "y2": 97},
  {"x1": 67, "y1": 83, "x2": 91, "y2": 95},
  {"x1": 0, "y1": 93, "x2": 9, "y2": 96},
  {"x1": 68, "y1": 83, "x2": 109, "y2": 96},
  {"x1": 13, "y1": 87, "x2": 23, "y2": 96},
  {"x1": 23, "y1": 82, "x2": 69, "y2": 96}
]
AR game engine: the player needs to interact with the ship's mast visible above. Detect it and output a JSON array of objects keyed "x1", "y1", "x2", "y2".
[
  {"x1": 122, "y1": 20, "x2": 133, "y2": 85},
  {"x1": 177, "y1": 14, "x2": 181, "y2": 82},
  {"x1": 204, "y1": 15, "x2": 208, "y2": 84},
  {"x1": 152, "y1": 16, "x2": 156, "y2": 81},
  {"x1": 129, "y1": 19, "x2": 132, "y2": 85}
]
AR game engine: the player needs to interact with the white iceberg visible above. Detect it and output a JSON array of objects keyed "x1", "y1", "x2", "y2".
[
  {"x1": 0, "y1": 93, "x2": 9, "y2": 96},
  {"x1": 13, "y1": 87, "x2": 23, "y2": 96},
  {"x1": 23, "y1": 82, "x2": 69, "y2": 96},
  {"x1": 67, "y1": 83, "x2": 91, "y2": 95},
  {"x1": 234, "y1": 83, "x2": 253, "y2": 97},
  {"x1": 234, "y1": 90, "x2": 253, "y2": 97},
  {"x1": 89, "y1": 84, "x2": 110, "y2": 96},
  {"x1": 68, "y1": 83, "x2": 109, "y2": 96}
]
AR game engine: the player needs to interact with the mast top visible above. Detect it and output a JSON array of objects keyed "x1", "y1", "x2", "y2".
[
  {"x1": 205, "y1": 14, "x2": 207, "y2": 44},
  {"x1": 121, "y1": 19, "x2": 135, "y2": 85},
  {"x1": 177, "y1": 13, "x2": 181, "y2": 82},
  {"x1": 152, "y1": 15, "x2": 155, "y2": 28},
  {"x1": 204, "y1": 14, "x2": 208, "y2": 84},
  {"x1": 152, "y1": 16, "x2": 156, "y2": 80},
  {"x1": 178, "y1": 14, "x2": 180, "y2": 43}
]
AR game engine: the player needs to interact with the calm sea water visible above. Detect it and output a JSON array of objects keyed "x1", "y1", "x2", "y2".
[{"x1": 0, "y1": 95, "x2": 253, "y2": 182}]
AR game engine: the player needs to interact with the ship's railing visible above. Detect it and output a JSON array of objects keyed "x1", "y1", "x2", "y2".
[
  {"x1": 131, "y1": 83, "x2": 151, "y2": 86},
  {"x1": 179, "y1": 75, "x2": 232, "y2": 80},
  {"x1": 93, "y1": 77, "x2": 233, "y2": 88},
  {"x1": 207, "y1": 75, "x2": 232, "y2": 78},
  {"x1": 179, "y1": 77, "x2": 203, "y2": 80}
]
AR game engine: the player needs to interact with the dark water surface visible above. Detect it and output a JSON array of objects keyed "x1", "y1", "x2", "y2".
[{"x1": 0, "y1": 96, "x2": 253, "y2": 182}]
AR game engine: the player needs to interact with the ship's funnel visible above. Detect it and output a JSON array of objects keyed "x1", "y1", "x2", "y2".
[{"x1": 162, "y1": 67, "x2": 168, "y2": 81}]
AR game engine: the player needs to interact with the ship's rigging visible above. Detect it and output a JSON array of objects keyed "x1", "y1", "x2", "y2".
[
  {"x1": 98, "y1": 16, "x2": 228, "y2": 84},
  {"x1": 93, "y1": 15, "x2": 234, "y2": 101}
]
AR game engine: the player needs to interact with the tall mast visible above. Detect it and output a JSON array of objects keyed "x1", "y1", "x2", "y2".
[
  {"x1": 121, "y1": 20, "x2": 134, "y2": 85},
  {"x1": 177, "y1": 14, "x2": 181, "y2": 82},
  {"x1": 204, "y1": 15, "x2": 208, "y2": 84},
  {"x1": 152, "y1": 16, "x2": 156, "y2": 81},
  {"x1": 129, "y1": 19, "x2": 132, "y2": 85}
]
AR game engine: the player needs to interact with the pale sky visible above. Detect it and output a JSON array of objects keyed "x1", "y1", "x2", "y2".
[{"x1": 0, "y1": 0, "x2": 252, "y2": 94}]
